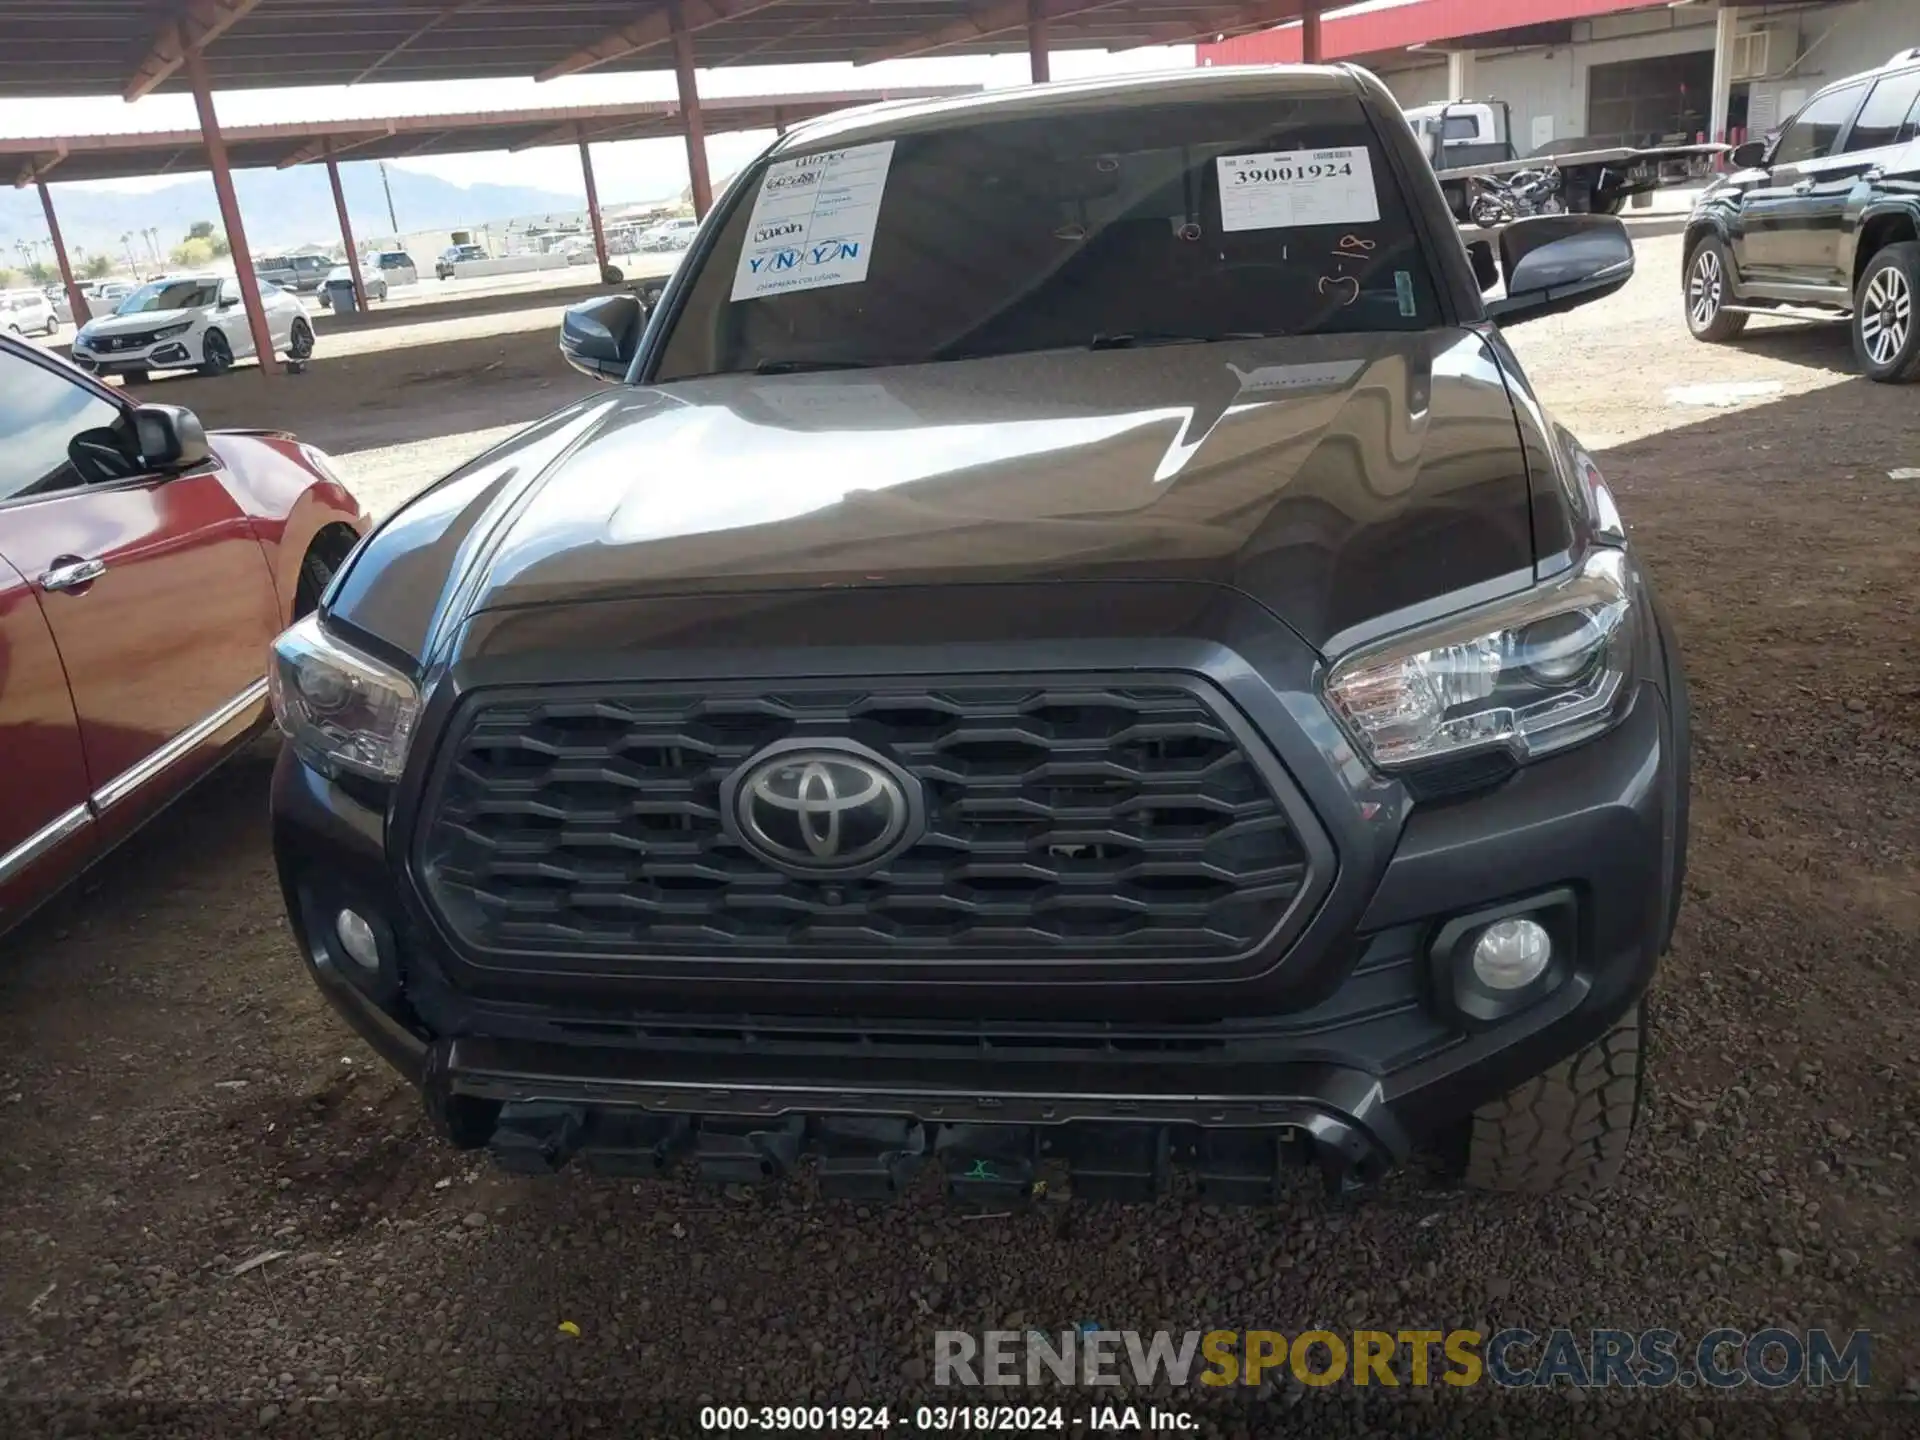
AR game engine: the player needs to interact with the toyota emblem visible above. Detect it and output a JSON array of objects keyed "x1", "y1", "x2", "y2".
[{"x1": 723, "y1": 740, "x2": 924, "y2": 876}]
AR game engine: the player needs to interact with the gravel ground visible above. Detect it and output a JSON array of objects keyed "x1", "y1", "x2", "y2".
[{"x1": 0, "y1": 233, "x2": 1916, "y2": 1439}]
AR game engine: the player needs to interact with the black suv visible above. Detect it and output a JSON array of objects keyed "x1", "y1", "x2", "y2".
[
  {"x1": 1684, "y1": 47, "x2": 1920, "y2": 381},
  {"x1": 269, "y1": 66, "x2": 1688, "y2": 1204}
]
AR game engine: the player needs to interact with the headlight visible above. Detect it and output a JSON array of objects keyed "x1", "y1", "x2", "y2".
[
  {"x1": 268, "y1": 614, "x2": 420, "y2": 782},
  {"x1": 152, "y1": 321, "x2": 193, "y2": 339},
  {"x1": 1325, "y1": 548, "x2": 1634, "y2": 770}
]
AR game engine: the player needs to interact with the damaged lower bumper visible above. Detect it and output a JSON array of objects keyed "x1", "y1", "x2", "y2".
[{"x1": 423, "y1": 1032, "x2": 1409, "y2": 1202}]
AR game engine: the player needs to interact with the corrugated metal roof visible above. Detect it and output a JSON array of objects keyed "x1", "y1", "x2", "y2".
[
  {"x1": 3, "y1": 88, "x2": 973, "y2": 184},
  {"x1": 6, "y1": 0, "x2": 1314, "y2": 99}
]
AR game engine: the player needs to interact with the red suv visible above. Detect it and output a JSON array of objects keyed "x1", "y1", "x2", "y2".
[{"x1": 0, "y1": 334, "x2": 367, "y2": 936}]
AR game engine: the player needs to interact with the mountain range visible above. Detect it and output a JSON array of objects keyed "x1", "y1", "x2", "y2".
[{"x1": 0, "y1": 158, "x2": 590, "y2": 264}]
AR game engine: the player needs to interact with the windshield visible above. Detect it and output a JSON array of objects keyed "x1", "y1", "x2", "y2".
[
  {"x1": 120, "y1": 279, "x2": 217, "y2": 313},
  {"x1": 655, "y1": 92, "x2": 1436, "y2": 381}
]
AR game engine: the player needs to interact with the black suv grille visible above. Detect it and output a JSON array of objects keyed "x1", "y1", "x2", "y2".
[{"x1": 418, "y1": 677, "x2": 1318, "y2": 964}]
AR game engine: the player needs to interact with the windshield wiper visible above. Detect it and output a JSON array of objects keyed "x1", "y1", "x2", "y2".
[
  {"x1": 753, "y1": 358, "x2": 880, "y2": 374},
  {"x1": 1087, "y1": 330, "x2": 1282, "y2": 350}
]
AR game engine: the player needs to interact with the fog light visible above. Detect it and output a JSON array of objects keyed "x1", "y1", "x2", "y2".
[
  {"x1": 1471, "y1": 918, "x2": 1552, "y2": 990},
  {"x1": 335, "y1": 909, "x2": 381, "y2": 973}
]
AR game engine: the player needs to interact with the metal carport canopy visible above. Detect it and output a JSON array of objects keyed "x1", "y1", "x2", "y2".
[
  {"x1": 4, "y1": 0, "x2": 1319, "y2": 99},
  {"x1": 1, "y1": 89, "x2": 976, "y2": 186}
]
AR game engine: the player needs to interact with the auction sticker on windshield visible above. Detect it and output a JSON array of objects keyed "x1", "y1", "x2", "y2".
[
  {"x1": 1216, "y1": 147, "x2": 1379, "y2": 232},
  {"x1": 731, "y1": 141, "x2": 896, "y2": 302}
]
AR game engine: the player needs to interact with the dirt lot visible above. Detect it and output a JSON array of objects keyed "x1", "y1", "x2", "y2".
[{"x1": 0, "y1": 233, "x2": 1916, "y2": 1436}]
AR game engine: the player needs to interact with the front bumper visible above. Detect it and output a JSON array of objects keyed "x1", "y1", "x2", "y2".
[
  {"x1": 271, "y1": 571, "x2": 1687, "y2": 1195},
  {"x1": 72, "y1": 336, "x2": 197, "y2": 372}
]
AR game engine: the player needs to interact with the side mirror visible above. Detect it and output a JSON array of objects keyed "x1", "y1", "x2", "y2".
[
  {"x1": 1483, "y1": 214, "x2": 1634, "y2": 326},
  {"x1": 559, "y1": 292, "x2": 644, "y2": 383},
  {"x1": 1729, "y1": 139, "x2": 1769, "y2": 170},
  {"x1": 130, "y1": 404, "x2": 210, "y2": 470}
]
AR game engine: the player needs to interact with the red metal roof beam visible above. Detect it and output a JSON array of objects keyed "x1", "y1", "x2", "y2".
[
  {"x1": 537, "y1": 0, "x2": 792, "y2": 81},
  {"x1": 510, "y1": 104, "x2": 679, "y2": 152},
  {"x1": 14, "y1": 145, "x2": 66, "y2": 189},
  {"x1": 125, "y1": 0, "x2": 262, "y2": 102},
  {"x1": 858, "y1": 0, "x2": 1136, "y2": 65},
  {"x1": 278, "y1": 122, "x2": 397, "y2": 170}
]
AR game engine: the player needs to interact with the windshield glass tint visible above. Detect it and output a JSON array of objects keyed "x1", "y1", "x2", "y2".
[
  {"x1": 654, "y1": 93, "x2": 1436, "y2": 381},
  {"x1": 120, "y1": 280, "x2": 217, "y2": 313}
]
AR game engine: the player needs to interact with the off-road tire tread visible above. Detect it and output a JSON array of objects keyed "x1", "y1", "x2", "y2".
[{"x1": 1463, "y1": 1003, "x2": 1644, "y2": 1196}]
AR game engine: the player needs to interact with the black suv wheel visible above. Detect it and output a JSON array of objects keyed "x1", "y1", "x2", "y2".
[
  {"x1": 1853, "y1": 241, "x2": 1920, "y2": 383},
  {"x1": 1684, "y1": 237, "x2": 1747, "y2": 342}
]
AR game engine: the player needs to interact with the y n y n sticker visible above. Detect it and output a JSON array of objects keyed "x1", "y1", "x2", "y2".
[
  {"x1": 1217, "y1": 147, "x2": 1379, "y2": 232},
  {"x1": 731, "y1": 141, "x2": 896, "y2": 302}
]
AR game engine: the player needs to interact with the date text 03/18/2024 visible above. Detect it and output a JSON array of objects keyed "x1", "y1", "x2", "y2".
[{"x1": 698, "y1": 1406, "x2": 1190, "y2": 1432}]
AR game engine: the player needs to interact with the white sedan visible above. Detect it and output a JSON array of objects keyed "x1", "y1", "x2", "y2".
[{"x1": 70, "y1": 274, "x2": 313, "y2": 380}]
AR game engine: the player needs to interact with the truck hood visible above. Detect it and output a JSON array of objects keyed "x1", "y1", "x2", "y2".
[{"x1": 331, "y1": 327, "x2": 1538, "y2": 659}]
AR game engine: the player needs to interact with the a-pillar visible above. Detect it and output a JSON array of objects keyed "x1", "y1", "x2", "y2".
[
  {"x1": 183, "y1": 43, "x2": 277, "y2": 374},
  {"x1": 1446, "y1": 48, "x2": 1476, "y2": 100},
  {"x1": 1299, "y1": 4, "x2": 1322, "y2": 64},
  {"x1": 670, "y1": 2, "x2": 713, "y2": 218},
  {"x1": 1710, "y1": 4, "x2": 1742, "y2": 148},
  {"x1": 36, "y1": 180, "x2": 89, "y2": 328},
  {"x1": 1027, "y1": 0, "x2": 1050, "y2": 83},
  {"x1": 578, "y1": 131, "x2": 611, "y2": 280},
  {"x1": 323, "y1": 141, "x2": 368, "y2": 312}
]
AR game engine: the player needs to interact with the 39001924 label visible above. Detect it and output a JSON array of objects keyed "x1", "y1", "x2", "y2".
[{"x1": 1216, "y1": 146, "x2": 1380, "y2": 232}]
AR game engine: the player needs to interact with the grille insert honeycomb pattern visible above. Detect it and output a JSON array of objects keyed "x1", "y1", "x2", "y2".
[{"x1": 419, "y1": 679, "x2": 1314, "y2": 962}]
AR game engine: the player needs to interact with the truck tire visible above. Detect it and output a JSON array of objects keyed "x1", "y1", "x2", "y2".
[
  {"x1": 1462, "y1": 1003, "x2": 1645, "y2": 1196},
  {"x1": 1684, "y1": 237, "x2": 1747, "y2": 342},
  {"x1": 1852, "y1": 241, "x2": 1920, "y2": 383},
  {"x1": 1595, "y1": 193, "x2": 1626, "y2": 215}
]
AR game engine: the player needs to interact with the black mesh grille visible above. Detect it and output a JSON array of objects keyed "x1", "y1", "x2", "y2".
[{"x1": 417, "y1": 678, "x2": 1315, "y2": 963}]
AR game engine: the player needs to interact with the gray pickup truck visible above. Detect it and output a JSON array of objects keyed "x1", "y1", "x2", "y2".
[
  {"x1": 269, "y1": 64, "x2": 1687, "y2": 1207},
  {"x1": 254, "y1": 252, "x2": 331, "y2": 293}
]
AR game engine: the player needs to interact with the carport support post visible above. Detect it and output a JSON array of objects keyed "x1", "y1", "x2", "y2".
[
  {"x1": 323, "y1": 142, "x2": 368, "y2": 312},
  {"x1": 1446, "y1": 48, "x2": 1476, "y2": 101},
  {"x1": 1710, "y1": 5, "x2": 1742, "y2": 148},
  {"x1": 670, "y1": 2, "x2": 714, "y2": 219},
  {"x1": 1027, "y1": 0, "x2": 1050, "y2": 84},
  {"x1": 183, "y1": 42, "x2": 277, "y2": 375},
  {"x1": 37, "y1": 180, "x2": 89, "y2": 328},
  {"x1": 1299, "y1": 5, "x2": 1322, "y2": 63},
  {"x1": 578, "y1": 132, "x2": 611, "y2": 280}
]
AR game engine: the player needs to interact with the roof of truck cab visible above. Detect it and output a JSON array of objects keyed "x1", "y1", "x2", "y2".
[{"x1": 772, "y1": 64, "x2": 1360, "y2": 153}]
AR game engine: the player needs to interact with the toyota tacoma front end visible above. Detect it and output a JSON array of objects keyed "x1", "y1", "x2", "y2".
[{"x1": 269, "y1": 65, "x2": 1686, "y2": 1202}]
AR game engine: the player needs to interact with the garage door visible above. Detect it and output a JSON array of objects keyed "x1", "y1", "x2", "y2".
[{"x1": 1587, "y1": 50, "x2": 1714, "y2": 146}]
